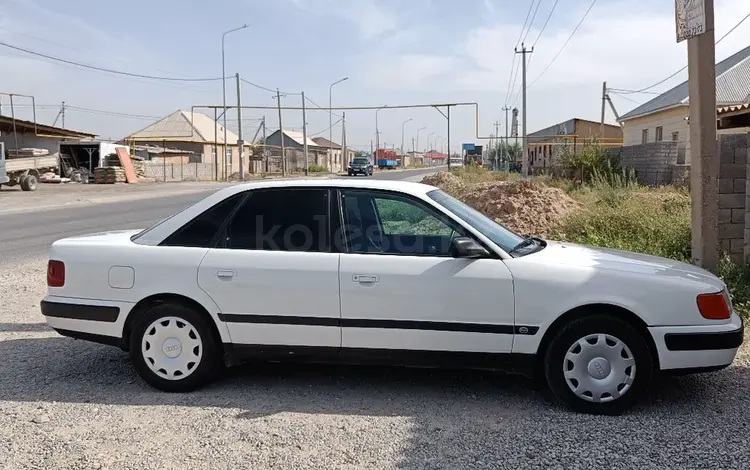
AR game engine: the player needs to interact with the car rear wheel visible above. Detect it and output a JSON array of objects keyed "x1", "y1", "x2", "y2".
[
  {"x1": 129, "y1": 303, "x2": 222, "y2": 392},
  {"x1": 543, "y1": 314, "x2": 653, "y2": 415}
]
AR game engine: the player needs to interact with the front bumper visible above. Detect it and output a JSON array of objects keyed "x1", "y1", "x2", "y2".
[{"x1": 650, "y1": 312, "x2": 744, "y2": 371}]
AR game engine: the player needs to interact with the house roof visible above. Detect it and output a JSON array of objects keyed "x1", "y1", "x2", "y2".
[
  {"x1": 266, "y1": 129, "x2": 321, "y2": 148},
  {"x1": 124, "y1": 110, "x2": 239, "y2": 144},
  {"x1": 619, "y1": 44, "x2": 750, "y2": 122},
  {"x1": 0, "y1": 115, "x2": 96, "y2": 139},
  {"x1": 311, "y1": 136, "x2": 342, "y2": 149}
]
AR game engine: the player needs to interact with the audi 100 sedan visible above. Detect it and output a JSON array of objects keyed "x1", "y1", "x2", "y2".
[{"x1": 41, "y1": 179, "x2": 743, "y2": 415}]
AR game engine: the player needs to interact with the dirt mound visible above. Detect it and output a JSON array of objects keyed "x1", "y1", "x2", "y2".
[{"x1": 422, "y1": 174, "x2": 579, "y2": 237}]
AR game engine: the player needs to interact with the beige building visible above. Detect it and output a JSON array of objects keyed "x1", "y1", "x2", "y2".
[
  {"x1": 619, "y1": 44, "x2": 750, "y2": 164},
  {"x1": 526, "y1": 118, "x2": 623, "y2": 172},
  {"x1": 124, "y1": 110, "x2": 242, "y2": 179}
]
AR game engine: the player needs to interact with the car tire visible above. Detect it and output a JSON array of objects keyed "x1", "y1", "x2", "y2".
[
  {"x1": 543, "y1": 314, "x2": 653, "y2": 415},
  {"x1": 129, "y1": 303, "x2": 222, "y2": 393}
]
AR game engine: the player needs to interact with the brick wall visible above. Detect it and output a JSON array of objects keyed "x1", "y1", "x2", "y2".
[
  {"x1": 717, "y1": 133, "x2": 749, "y2": 262},
  {"x1": 143, "y1": 162, "x2": 216, "y2": 182},
  {"x1": 618, "y1": 142, "x2": 678, "y2": 185}
]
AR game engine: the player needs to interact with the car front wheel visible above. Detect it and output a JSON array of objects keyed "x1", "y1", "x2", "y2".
[
  {"x1": 129, "y1": 303, "x2": 222, "y2": 392},
  {"x1": 543, "y1": 314, "x2": 653, "y2": 415}
]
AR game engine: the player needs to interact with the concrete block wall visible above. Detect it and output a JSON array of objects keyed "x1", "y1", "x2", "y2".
[
  {"x1": 619, "y1": 142, "x2": 678, "y2": 186},
  {"x1": 143, "y1": 162, "x2": 216, "y2": 182},
  {"x1": 716, "y1": 133, "x2": 749, "y2": 262}
]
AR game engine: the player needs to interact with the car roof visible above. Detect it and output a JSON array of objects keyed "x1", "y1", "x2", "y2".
[{"x1": 216, "y1": 177, "x2": 439, "y2": 198}]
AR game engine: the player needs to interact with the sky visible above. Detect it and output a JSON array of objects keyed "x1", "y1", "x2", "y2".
[{"x1": 1, "y1": 0, "x2": 749, "y2": 154}]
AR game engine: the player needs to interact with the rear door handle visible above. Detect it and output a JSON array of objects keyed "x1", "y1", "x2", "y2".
[
  {"x1": 353, "y1": 274, "x2": 378, "y2": 284},
  {"x1": 216, "y1": 269, "x2": 236, "y2": 279}
]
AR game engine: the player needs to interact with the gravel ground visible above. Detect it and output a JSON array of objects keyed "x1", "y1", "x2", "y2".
[{"x1": 2, "y1": 256, "x2": 750, "y2": 469}]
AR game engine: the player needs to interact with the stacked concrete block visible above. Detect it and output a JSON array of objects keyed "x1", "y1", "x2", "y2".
[
  {"x1": 715, "y1": 133, "x2": 749, "y2": 262},
  {"x1": 619, "y1": 142, "x2": 678, "y2": 186}
]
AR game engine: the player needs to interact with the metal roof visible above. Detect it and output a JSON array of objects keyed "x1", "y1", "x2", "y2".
[
  {"x1": 619, "y1": 44, "x2": 750, "y2": 121},
  {"x1": 311, "y1": 136, "x2": 342, "y2": 149},
  {"x1": 125, "y1": 110, "x2": 239, "y2": 144},
  {"x1": 0, "y1": 115, "x2": 96, "y2": 139}
]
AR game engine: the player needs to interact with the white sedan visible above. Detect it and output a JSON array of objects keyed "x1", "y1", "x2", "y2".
[{"x1": 42, "y1": 179, "x2": 744, "y2": 415}]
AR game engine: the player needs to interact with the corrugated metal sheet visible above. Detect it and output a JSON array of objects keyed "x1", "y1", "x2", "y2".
[
  {"x1": 125, "y1": 110, "x2": 239, "y2": 144},
  {"x1": 620, "y1": 44, "x2": 750, "y2": 121},
  {"x1": 283, "y1": 130, "x2": 319, "y2": 147}
]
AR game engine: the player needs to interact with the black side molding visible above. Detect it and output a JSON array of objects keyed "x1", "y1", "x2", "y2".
[
  {"x1": 53, "y1": 328, "x2": 122, "y2": 348},
  {"x1": 217, "y1": 313, "x2": 539, "y2": 336},
  {"x1": 41, "y1": 300, "x2": 120, "y2": 323},
  {"x1": 664, "y1": 322, "x2": 744, "y2": 352}
]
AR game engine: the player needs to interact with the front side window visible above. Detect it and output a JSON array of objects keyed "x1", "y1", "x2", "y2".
[
  {"x1": 341, "y1": 190, "x2": 460, "y2": 256},
  {"x1": 427, "y1": 189, "x2": 524, "y2": 254},
  {"x1": 225, "y1": 188, "x2": 329, "y2": 252}
]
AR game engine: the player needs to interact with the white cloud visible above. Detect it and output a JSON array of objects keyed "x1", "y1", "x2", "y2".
[
  {"x1": 358, "y1": 0, "x2": 750, "y2": 98},
  {"x1": 287, "y1": 0, "x2": 399, "y2": 39}
]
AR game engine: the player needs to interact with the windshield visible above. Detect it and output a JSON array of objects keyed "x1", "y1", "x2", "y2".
[
  {"x1": 427, "y1": 189, "x2": 524, "y2": 254},
  {"x1": 352, "y1": 158, "x2": 369, "y2": 165}
]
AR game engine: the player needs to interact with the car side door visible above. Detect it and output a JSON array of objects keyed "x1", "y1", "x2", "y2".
[
  {"x1": 336, "y1": 188, "x2": 516, "y2": 357},
  {"x1": 197, "y1": 187, "x2": 341, "y2": 350}
]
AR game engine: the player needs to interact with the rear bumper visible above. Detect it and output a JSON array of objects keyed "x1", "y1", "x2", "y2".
[
  {"x1": 41, "y1": 296, "x2": 133, "y2": 345},
  {"x1": 650, "y1": 313, "x2": 744, "y2": 371}
]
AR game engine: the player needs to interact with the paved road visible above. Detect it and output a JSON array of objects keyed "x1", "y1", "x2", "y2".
[{"x1": 0, "y1": 167, "x2": 443, "y2": 264}]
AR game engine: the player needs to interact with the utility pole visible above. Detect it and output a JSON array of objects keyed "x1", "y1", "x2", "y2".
[
  {"x1": 494, "y1": 120, "x2": 501, "y2": 168},
  {"x1": 301, "y1": 91, "x2": 309, "y2": 176},
  {"x1": 370, "y1": 140, "x2": 373, "y2": 158},
  {"x1": 262, "y1": 116, "x2": 267, "y2": 174},
  {"x1": 342, "y1": 112, "x2": 347, "y2": 166},
  {"x1": 503, "y1": 106, "x2": 511, "y2": 167},
  {"x1": 684, "y1": 0, "x2": 718, "y2": 269},
  {"x1": 515, "y1": 43, "x2": 533, "y2": 177},
  {"x1": 61, "y1": 101, "x2": 66, "y2": 128},
  {"x1": 273, "y1": 88, "x2": 286, "y2": 176},
  {"x1": 600, "y1": 81, "x2": 607, "y2": 136},
  {"x1": 235, "y1": 74, "x2": 245, "y2": 180},
  {"x1": 447, "y1": 106, "x2": 451, "y2": 170}
]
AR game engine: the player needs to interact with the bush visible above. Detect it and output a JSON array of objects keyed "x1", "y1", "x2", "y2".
[
  {"x1": 554, "y1": 185, "x2": 692, "y2": 262},
  {"x1": 308, "y1": 163, "x2": 327, "y2": 173}
]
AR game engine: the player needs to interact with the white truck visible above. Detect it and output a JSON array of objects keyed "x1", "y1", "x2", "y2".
[{"x1": 0, "y1": 142, "x2": 58, "y2": 191}]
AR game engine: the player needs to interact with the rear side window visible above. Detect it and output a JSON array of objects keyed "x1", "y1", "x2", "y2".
[
  {"x1": 160, "y1": 193, "x2": 244, "y2": 248},
  {"x1": 225, "y1": 188, "x2": 329, "y2": 252}
]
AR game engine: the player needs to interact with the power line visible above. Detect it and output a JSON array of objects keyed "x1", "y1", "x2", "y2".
[
  {"x1": 527, "y1": 0, "x2": 598, "y2": 89},
  {"x1": 521, "y1": 0, "x2": 543, "y2": 44},
  {"x1": 531, "y1": 0, "x2": 560, "y2": 48},
  {"x1": 618, "y1": 10, "x2": 750, "y2": 94},
  {"x1": 240, "y1": 78, "x2": 301, "y2": 96},
  {"x1": 310, "y1": 118, "x2": 343, "y2": 137},
  {"x1": 65, "y1": 105, "x2": 161, "y2": 120},
  {"x1": 504, "y1": 0, "x2": 538, "y2": 106},
  {"x1": 608, "y1": 92, "x2": 642, "y2": 105},
  {"x1": 305, "y1": 95, "x2": 343, "y2": 118},
  {"x1": 0, "y1": 41, "x2": 225, "y2": 82}
]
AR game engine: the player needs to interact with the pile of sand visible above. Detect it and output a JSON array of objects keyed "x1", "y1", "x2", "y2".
[{"x1": 422, "y1": 173, "x2": 580, "y2": 237}]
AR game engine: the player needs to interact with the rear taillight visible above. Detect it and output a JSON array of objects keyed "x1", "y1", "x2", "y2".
[
  {"x1": 47, "y1": 260, "x2": 65, "y2": 287},
  {"x1": 697, "y1": 291, "x2": 731, "y2": 320}
]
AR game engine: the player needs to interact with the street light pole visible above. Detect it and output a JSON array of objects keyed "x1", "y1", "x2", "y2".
[
  {"x1": 427, "y1": 132, "x2": 435, "y2": 153},
  {"x1": 401, "y1": 118, "x2": 412, "y2": 158},
  {"x1": 221, "y1": 24, "x2": 248, "y2": 180},
  {"x1": 328, "y1": 77, "x2": 348, "y2": 171},
  {"x1": 416, "y1": 127, "x2": 425, "y2": 156}
]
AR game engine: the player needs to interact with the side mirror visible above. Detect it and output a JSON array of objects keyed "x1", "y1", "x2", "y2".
[{"x1": 450, "y1": 237, "x2": 489, "y2": 259}]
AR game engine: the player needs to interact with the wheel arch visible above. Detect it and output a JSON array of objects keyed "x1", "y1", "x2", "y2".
[
  {"x1": 121, "y1": 293, "x2": 226, "y2": 352},
  {"x1": 534, "y1": 303, "x2": 660, "y2": 376}
]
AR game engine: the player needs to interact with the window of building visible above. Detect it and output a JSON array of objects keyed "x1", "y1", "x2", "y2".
[
  {"x1": 655, "y1": 126, "x2": 663, "y2": 142},
  {"x1": 642, "y1": 129, "x2": 649, "y2": 144},
  {"x1": 225, "y1": 188, "x2": 329, "y2": 252},
  {"x1": 672, "y1": 131, "x2": 679, "y2": 142}
]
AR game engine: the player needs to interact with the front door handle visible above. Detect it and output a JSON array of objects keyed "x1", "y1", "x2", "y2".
[
  {"x1": 216, "y1": 269, "x2": 236, "y2": 279},
  {"x1": 353, "y1": 274, "x2": 378, "y2": 284}
]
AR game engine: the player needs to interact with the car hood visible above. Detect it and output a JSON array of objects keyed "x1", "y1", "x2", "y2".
[{"x1": 528, "y1": 240, "x2": 726, "y2": 290}]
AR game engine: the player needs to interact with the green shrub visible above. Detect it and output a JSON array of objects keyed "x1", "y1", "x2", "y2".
[{"x1": 308, "y1": 163, "x2": 327, "y2": 173}]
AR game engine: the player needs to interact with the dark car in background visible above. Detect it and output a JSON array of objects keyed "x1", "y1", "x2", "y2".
[{"x1": 347, "y1": 157, "x2": 374, "y2": 176}]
